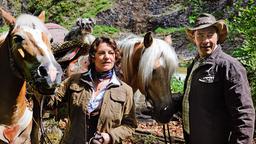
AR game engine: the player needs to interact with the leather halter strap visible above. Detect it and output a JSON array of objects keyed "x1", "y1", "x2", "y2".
[
  {"x1": 0, "y1": 107, "x2": 33, "y2": 143},
  {"x1": 6, "y1": 31, "x2": 24, "y2": 79}
]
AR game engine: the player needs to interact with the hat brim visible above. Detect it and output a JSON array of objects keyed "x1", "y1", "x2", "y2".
[{"x1": 186, "y1": 20, "x2": 228, "y2": 44}]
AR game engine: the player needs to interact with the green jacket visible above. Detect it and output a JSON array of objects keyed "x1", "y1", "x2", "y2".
[{"x1": 55, "y1": 71, "x2": 137, "y2": 144}]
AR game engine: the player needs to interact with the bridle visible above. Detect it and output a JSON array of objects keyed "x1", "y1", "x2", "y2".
[
  {"x1": 162, "y1": 124, "x2": 172, "y2": 144},
  {"x1": 6, "y1": 31, "x2": 25, "y2": 79},
  {"x1": 144, "y1": 87, "x2": 172, "y2": 144}
]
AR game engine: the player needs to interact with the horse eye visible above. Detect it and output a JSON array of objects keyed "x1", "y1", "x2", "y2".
[
  {"x1": 50, "y1": 38, "x2": 54, "y2": 43},
  {"x1": 13, "y1": 35, "x2": 24, "y2": 43}
]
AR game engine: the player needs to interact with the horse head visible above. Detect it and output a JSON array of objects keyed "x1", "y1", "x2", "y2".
[
  {"x1": 1, "y1": 8, "x2": 63, "y2": 95},
  {"x1": 118, "y1": 32, "x2": 178, "y2": 123},
  {"x1": 140, "y1": 32, "x2": 178, "y2": 123}
]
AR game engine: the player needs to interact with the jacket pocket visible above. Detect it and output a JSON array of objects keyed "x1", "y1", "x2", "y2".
[{"x1": 109, "y1": 90, "x2": 126, "y2": 124}]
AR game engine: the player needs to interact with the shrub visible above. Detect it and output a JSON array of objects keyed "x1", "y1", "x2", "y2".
[{"x1": 229, "y1": 0, "x2": 256, "y2": 104}]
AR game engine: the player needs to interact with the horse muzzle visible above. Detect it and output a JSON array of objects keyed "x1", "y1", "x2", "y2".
[
  {"x1": 152, "y1": 105, "x2": 175, "y2": 124},
  {"x1": 33, "y1": 63, "x2": 63, "y2": 95}
]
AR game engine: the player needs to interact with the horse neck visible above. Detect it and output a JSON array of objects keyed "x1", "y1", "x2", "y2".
[
  {"x1": 121, "y1": 44, "x2": 143, "y2": 91},
  {"x1": 0, "y1": 37, "x2": 27, "y2": 125}
]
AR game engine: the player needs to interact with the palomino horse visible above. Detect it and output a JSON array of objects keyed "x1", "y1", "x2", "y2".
[
  {"x1": 117, "y1": 32, "x2": 178, "y2": 123},
  {"x1": 0, "y1": 8, "x2": 63, "y2": 144}
]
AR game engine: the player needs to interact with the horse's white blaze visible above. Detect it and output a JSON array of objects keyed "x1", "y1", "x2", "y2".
[{"x1": 22, "y1": 26, "x2": 57, "y2": 82}]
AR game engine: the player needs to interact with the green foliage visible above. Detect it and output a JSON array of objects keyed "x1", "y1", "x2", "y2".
[
  {"x1": 93, "y1": 25, "x2": 120, "y2": 37},
  {"x1": 154, "y1": 27, "x2": 185, "y2": 35},
  {"x1": 131, "y1": 134, "x2": 163, "y2": 144},
  {"x1": 171, "y1": 76, "x2": 184, "y2": 93},
  {"x1": 0, "y1": 25, "x2": 9, "y2": 33},
  {"x1": 81, "y1": 0, "x2": 113, "y2": 18},
  {"x1": 185, "y1": 0, "x2": 203, "y2": 25},
  {"x1": 44, "y1": 118, "x2": 63, "y2": 144},
  {"x1": 26, "y1": 0, "x2": 113, "y2": 29},
  {"x1": 229, "y1": 1, "x2": 256, "y2": 103}
]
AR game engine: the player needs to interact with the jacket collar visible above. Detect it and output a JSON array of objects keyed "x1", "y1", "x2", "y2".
[
  {"x1": 194, "y1": 44, "x2": 222, "y2": 64},
  {"x1": 80, "y1": 69, "x2": 121, "y2": 87}
]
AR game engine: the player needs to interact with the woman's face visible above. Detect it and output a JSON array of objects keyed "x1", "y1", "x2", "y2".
[{"x1": 94, "y1": 42, "x2": 116, "y2": 72}]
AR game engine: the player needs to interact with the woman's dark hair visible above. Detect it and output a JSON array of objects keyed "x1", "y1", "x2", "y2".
[{"x1": 88, "y1": 36, "x2": 122, "y2": 72}]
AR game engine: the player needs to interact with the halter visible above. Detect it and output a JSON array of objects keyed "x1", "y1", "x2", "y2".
[{"x1": 6, "y1": 30, "x2": 24, "y2": 79}]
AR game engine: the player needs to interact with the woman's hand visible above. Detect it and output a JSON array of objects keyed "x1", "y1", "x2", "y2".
[
  {"x1": 89, "y1": 132, "x2": 112, "y2": 144},
  {"x1": 101, "y1": 132, "x2": 111, "y2": 144}
]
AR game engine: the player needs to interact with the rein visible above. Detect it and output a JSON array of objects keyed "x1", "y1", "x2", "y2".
[
  {"x1": 39, "y1": 96, "x2": 53, "y2": 144},
  {"x1": 6, "y1": 31, "x2": 24, "y2": 79},
  {"x1": 27, "y1": 85, "x2": 53, "y2": 144},
  {"x1": 162, "y1": 124, "x2": 172, "y2": 144},
  {"x1": 144, "y1": 88, "x2": 172, "y2": 144}
]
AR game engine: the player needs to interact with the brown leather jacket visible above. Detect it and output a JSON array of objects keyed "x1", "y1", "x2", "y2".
[
  {"x1": 55, "y1": 71, "x2": 137, "y2": 144},
  {"x1": 183, "y1": 45, "x2": 255, "y2": 144}
]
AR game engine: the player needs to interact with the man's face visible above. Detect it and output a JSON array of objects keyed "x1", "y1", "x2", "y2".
[{"x1": 193, "y1": 26, "x2": 218, "y2": 57}]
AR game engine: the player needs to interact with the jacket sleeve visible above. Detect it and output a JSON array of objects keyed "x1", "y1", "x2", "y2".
[
  {"x1": 224, "y1": 62, "x2": 255, "y2": 144},
  {"x1": 54, "y1": 76, "x2": 72, "y2": 103},
  {"x1": 108, "y1": 86, "x2": 137, "y2": 143}
]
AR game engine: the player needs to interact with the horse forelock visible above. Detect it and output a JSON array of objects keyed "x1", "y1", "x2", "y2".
[
  {"x1": 138, "y1": 38, "x2": 178, "y2": 87},
  {"x1": 15, "y1": 14, "x2": 52, "y2": 40}
]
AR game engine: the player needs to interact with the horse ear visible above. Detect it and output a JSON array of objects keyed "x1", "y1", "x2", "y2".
[
  {"x1": 164, "y1": 35, "x2": 172, "y2": 45},
  {"x1": 0, "y1": 7, "x2": 16, "y2": 26},
  {"x1": 144, "y1": 31, "x2": 153, "y2": 48},
  {"x1": 38, "y1": 11, "x2": 45, "y2": 23}
]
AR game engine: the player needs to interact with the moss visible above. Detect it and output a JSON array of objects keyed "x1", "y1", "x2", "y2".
[
  {"x1": 154, "y1": 27, "x2": 185, "y2": 35},
  {"x1": 93, "y1": 25, "x2": 120, "y2": 37}
]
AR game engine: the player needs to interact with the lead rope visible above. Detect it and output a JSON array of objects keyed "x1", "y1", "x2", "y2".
[
  {"x1": 40, "y1": 96, "x2": 53, "y2": 144},
  {"x1": 27, "y1": 84, "x2": 53, "y2": 144},
  {"x1": 163, "y1": 124, "x2": 167, "y2": 144},
  {"x1": 162, "y1": 124, "x2": 172, "y2": 144}
]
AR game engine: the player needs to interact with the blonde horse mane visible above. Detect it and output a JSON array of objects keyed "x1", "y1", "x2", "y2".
[
  {"x1": 117, "y1": 34, "x2": 178, "y2": 89},
  {"x1": 139, "y1": 38, "x2": 178, "y2": 86},
  {"x1": 117, "y1": 34, "x2": 143, "y2": 83}
]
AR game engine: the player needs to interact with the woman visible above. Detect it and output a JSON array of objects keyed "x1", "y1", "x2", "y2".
[{"x1": 55, "y1": 37, "x2": 137, "y2": 144}]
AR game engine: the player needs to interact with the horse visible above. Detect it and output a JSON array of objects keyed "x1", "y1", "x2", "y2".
[
  {"x1": 117, "y1": 32, "x2": 178, "y2": 124},
  {"x1": 0, "y1": 8, "x2": 63, "y2": 144},
  {"x1": 51, "y1": 29, "x2": 178, "y2": 124}
]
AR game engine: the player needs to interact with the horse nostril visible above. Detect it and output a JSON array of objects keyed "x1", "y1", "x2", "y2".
[
  {"x1": 50, "y1": 38, "x2": 54, "y2": 43},
  {"x1": 38, "y1": 66, "x2": 48, "y2": 77}
]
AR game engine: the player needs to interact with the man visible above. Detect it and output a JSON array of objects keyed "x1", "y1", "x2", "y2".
[{"x1": 182, "y1": 13, "x2": 255, "y2": 144}]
